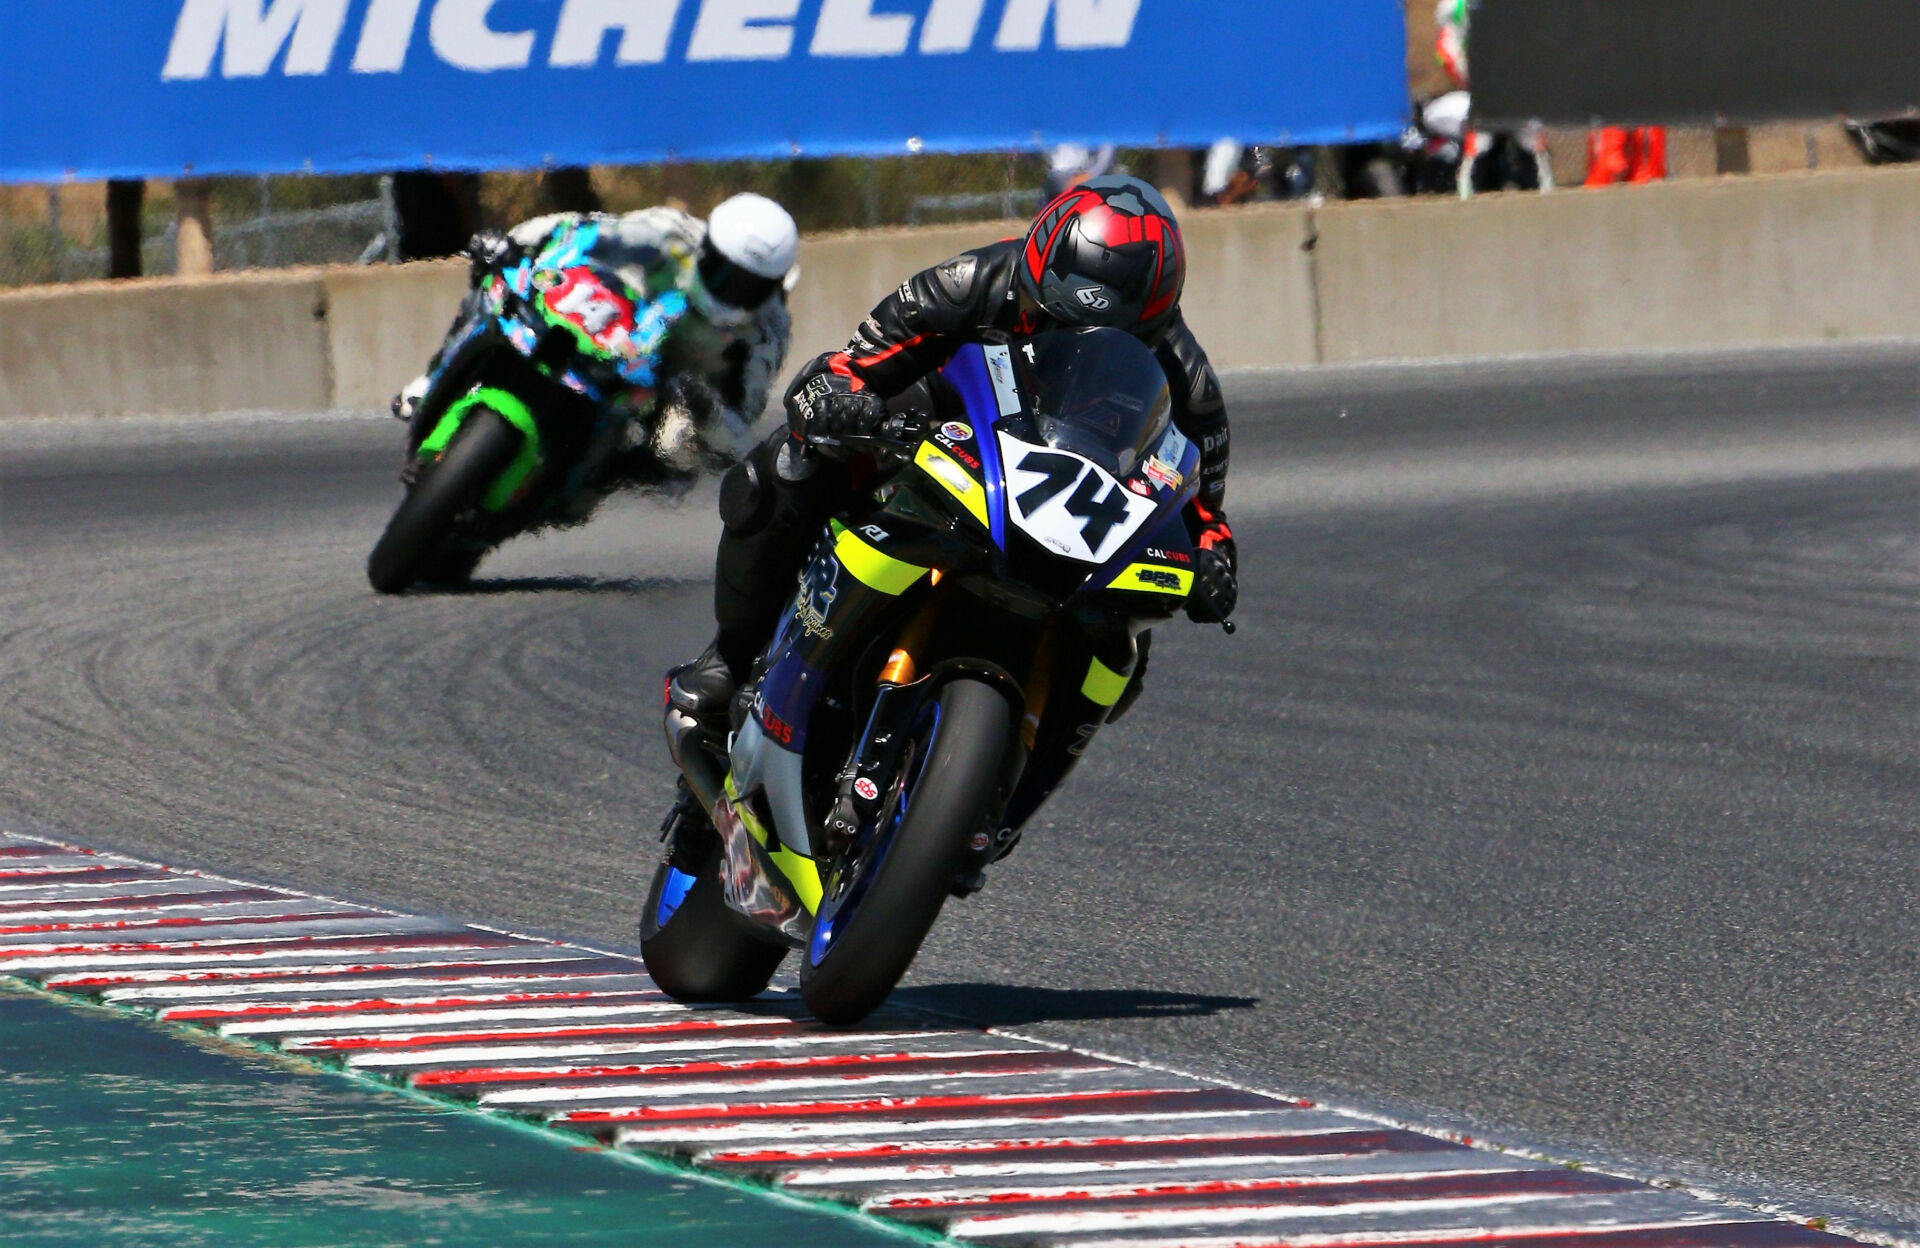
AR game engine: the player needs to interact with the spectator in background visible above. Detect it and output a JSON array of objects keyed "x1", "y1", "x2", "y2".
[
  {"x1": 1200, "y1": 140, "x2": 1317, "y2": 206},
  {"x1": 1435, "y1": 0, "x2": 1469, "y2": 89},
  {"x1": 1431, "y1": 0, "x2": 1553, "y2": 195},
  {"x1": 1044, "y1": 143, "x2": 1116, "y2": 199},
  {"x1": 391, "y1": 172, "x2": 483, "y2": 262},
  {"x1": 1585, "y1": 127, "x2": 1668, "y2": 186},
  {"x1": 1201, "y1": 139, "x2": 1258, "y2": 206}
]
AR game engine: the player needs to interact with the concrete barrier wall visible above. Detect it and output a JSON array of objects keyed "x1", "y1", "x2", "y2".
[
  {"x1": 1315, "y1": 166, "x2": 1920, "y2": 362},
  {"x1": 787, "y1": 221, "x2": 1017, "y2": 368},
  {"x1": 788, "y1": 206, "x2": 1319, "y2": 371},
  {"x1": 0, "y1": 271, "x2": 334, "y2": 416},
  {"x1": 322, "y1": 262, "x2": 469, "y2": 412},
  {"x1": 1177, "y1": 205, "x2": 1319, "y2": 369},
  {"x1": 1, "y1": 167, "x2": 1914, "y2": 418}
]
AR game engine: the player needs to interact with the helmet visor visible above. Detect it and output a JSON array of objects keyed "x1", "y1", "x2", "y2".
[{"x1": 699, "y1": 238, "x2": 783, "y2": 311}]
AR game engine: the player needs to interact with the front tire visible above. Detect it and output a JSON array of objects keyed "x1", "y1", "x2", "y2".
[
  {"x1": 367, "y1": 409, "x2": 521, "y2": 595},
  {"x1": 641, "y1": 825, "x2": 787, "y2": 1003},
  {"x1": 800, "y1": 678, "x2": 1013, "y2": 1025}
]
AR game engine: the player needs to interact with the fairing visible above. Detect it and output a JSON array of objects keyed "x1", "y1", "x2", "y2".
[{"x1": 703, "y1": 328, "x2": 1203, "y2": 941}]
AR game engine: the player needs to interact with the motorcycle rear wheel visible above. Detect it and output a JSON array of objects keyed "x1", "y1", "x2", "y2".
[
  {"x1": 367, "y1": 408, "x2": 521, "y2": 595},
  {"x1": 800, "y1": 677, "x2": 1012, "y2": 1026},
  {"x1": 641, "y1": 825, "x2": 788, "y2": 1003}
]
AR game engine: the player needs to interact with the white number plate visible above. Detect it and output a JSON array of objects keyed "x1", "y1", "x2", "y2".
[{"x1": 998, "y1": 433, "x2": 1159, "y2": 565}]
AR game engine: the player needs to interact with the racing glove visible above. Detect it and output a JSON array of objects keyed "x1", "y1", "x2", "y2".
[
  {"x1": 1185, "y1": 546, "x2": 1239, "y2": 625},
  {"x1": 464, "y1": 229, "x2": 521, "y2": 284},
  {"x1": 662, "y1": 372, "x2": 720, "y2": 428},
  {"x1": 785, "y1": 370, "x2": 889, "y2": 444}
]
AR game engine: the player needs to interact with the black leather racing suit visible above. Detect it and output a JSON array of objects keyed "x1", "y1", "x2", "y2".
[{"x1": 708, "y1": 237, "x2": 1235, "y2": 682}]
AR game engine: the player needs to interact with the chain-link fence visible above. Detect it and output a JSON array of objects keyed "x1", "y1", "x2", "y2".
[
  {"x1": 0, "y1": 175, "x2": 395, "y2": 289},
  {"x1": 0, "y1": 155, "x2": 1062, "y2": 290}
]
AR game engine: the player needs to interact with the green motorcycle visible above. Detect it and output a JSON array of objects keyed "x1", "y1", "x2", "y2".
[{"x1": 368, "y1": 237, "x2": 694, "y2": 593}]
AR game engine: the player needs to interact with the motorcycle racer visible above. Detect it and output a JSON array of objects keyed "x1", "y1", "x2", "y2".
[
  {"x1": 668, "y1": 175, "x2": 1237, "y2": 736},
  {"x1": 397, "y1": 193, "x2": 799, "y2": 480}
]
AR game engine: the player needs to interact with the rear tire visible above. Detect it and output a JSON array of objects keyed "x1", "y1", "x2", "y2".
[
  {"x1": 641, "y1": 828, "x2": 788, "y2": 1003},
  {"x1": 413, "y1": 540, "x2": 488, "y2": 588},
  {"x1": 368, "y1": 409, "x2": 521, "y2": 595},
  {"x1": 800, "y1": 678, "x2": 1012, "y2": 1025}
]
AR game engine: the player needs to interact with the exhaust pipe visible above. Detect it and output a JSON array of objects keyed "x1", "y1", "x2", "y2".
[
  {"x1": 664, "y1": 703, "x2": 808, "y2": 947},
  {"x1": 664, "y1": 706, "x2": 728, "y2": 819}
]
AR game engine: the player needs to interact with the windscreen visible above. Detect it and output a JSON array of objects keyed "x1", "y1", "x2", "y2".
[{"x1": 1019, "y1": 329, "x2": 1174, "y2": 479}]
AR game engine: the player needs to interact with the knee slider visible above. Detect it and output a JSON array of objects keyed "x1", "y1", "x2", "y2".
[{"x1": 718, "y1": 455, "x2": 774, "y2": 537}]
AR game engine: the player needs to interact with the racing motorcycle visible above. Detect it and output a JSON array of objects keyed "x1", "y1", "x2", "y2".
[
  {"x1": 644, "y1": 327, "x2": 1223, "y2": 1024},
  {"x1": 367, "y1": 229, "x2": 702, "y2": 593}
]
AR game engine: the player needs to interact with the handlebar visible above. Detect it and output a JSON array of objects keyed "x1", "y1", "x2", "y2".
[{"x1": 802, "y1": 410, "x2": 926, "y2": 465}]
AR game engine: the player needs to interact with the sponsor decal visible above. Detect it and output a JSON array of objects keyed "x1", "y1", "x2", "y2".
[
  {"x1": 938, "y1": 442, "x2": 981, "y2": 470},
  {"x1": 1142, "y1": 455, "x2": 1183, "y2": 491},
  {"x1": 794, "y1": 375, "x2": 833, "y2": 423},
  {"x1": 934, "y1": 428, "x2": 981, "y2": 469},
  {"x1": 934, "y1": 254, "x2": 978, "y2": 298},
  {"x1": 1075, "y1": 285, "x2": 1112, "y2": 310},
  {"x1": 981, "y1": 344, "x2": 1022, "y2": 416},
  {"x1": 1158, "y1": 423, "x2": 1192, "y2": 466},
  {"x1": 794, "y1": 549, "x2": 840, "y2": 639},
  {"x1": 940, "y1": 421, "x2": 974, "y2": 443},
  {"x1": 759, "y1": 701, "x2": 795, "y2": 746},
  {"x1": 540, "y1": 266, "x2": 644, "y2": 354},
  {"x1": 1146, "y1": 546, "x2": 1191, "y2": 564},
  {"x1": 1131, "y1": 567, "x2": 1183, "y2": 591},
  {"x1": 853, "y1": 777, "x2": 880, "y2": 802},
  {"x1": 1125, "y1": 478, "x2": 1151, "y2": 496},
  {"x1": 161, "y1": 0, "x2": 1145, "y2": 80},
  {"x1": 922, "y1": 451, "x2": 976, "y2": 497},
  {"x1": 860, "y1": 524, "x2": 890, "y2": 542},
  {"x1": 530, "y1": 268, "x2": 564, "y2": 291}
]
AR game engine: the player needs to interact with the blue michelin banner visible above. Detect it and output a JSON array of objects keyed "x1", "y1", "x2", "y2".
[{"x1": 0, "y1": 1, "x2": 1407, "y2": 182}]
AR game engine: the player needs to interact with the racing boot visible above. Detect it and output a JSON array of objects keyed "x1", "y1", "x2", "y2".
[
  {"x1": 391, "y1": 374, "x2": 430, "y2": 424},
  {"x1": 665, "y1": 642, "x2": 738, "y2": 745}
]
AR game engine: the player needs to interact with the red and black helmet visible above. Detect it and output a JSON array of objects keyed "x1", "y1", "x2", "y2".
[{"x1": 1019, "y1": 175, "x2": 1187, "y2": 341}]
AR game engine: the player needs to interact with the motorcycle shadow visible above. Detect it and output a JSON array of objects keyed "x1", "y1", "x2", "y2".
[{"x1": 893, "y1": 983, "x2": 1258, "y2": 1027}]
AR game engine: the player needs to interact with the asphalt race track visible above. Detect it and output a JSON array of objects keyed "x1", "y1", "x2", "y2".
[{"x1": 1, "y1": 343, "x2": 1914, "y2": 1233}]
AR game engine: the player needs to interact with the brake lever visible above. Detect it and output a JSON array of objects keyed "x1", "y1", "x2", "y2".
[
  {"x1": 886, "y1": 410, "x2": 929, "y2": 445},
  {"x1": 808, "y1": 413, "x2": 924, "y2": 463},
  {"x1": 1221, "y1": 620, "x2": 1237, "y2": 636}
]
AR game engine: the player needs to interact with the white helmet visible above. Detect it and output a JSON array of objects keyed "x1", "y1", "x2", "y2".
[{"x1": 698, "y1": 193, "x2": 798, "y2": 320}]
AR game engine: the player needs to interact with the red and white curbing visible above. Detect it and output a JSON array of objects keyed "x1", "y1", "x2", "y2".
[{"x1": 0, "y1": 833, "x2": 1865, "y2": 1248}]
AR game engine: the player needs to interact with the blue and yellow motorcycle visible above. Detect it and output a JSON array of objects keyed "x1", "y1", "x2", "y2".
[{"x1": 645, "y1": 327, "x2": 1213, "y2": 1024}]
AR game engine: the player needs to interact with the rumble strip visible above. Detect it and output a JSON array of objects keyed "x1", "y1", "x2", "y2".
[{"x1": 0, "y1": 833, "x2": 1867, "y2": 1248}]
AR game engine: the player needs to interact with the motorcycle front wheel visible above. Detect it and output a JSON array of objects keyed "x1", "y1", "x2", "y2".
[
  {"x1": 367, "y1": 408, "x2": 521, "y2": 595},
  {"x1": 800, "y1": 677, "x2": 1013, "y2": 1026}
]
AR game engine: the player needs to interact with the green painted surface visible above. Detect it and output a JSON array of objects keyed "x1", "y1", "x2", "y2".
[{"x1": 0, "y1": 985, "x2": 913, "y2": 1248}]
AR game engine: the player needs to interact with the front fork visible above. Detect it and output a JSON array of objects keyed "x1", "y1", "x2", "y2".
[
  {"x1": 994, "y1": 621, "x2": 1141, "y2": 848},
  {"x1": 819, "y1": 577, "x2": 952, "y2": 857}
]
